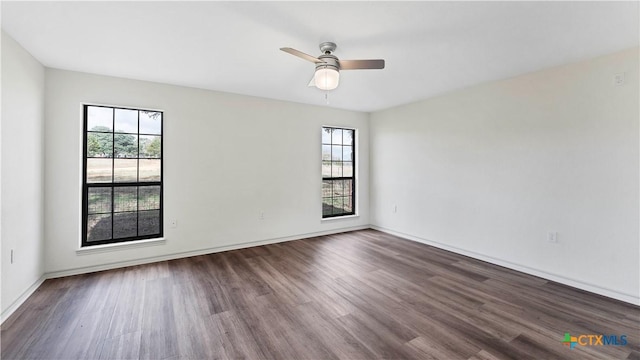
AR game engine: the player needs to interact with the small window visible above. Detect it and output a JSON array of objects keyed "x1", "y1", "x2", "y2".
[
  {"x1": 82, "y1": 105, "x2": 163, "y2": 246},
  {"x1": 322, "y1": 127, "x2": 355, "y2": 218}
]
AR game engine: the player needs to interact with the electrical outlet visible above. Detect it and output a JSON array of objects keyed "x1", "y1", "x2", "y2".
[
  {"x1": 170, "y1": 219, "x2": 177, "y2": 228},
  {"x1": 547, "y1": 232, "x2": 558, "y2": 243},
  {"x1": 614, "y1": 73, "x2": 625, "y2": 86},
  {"x1": 260, "y1": 211, "x2": 265, "y2": 220}
]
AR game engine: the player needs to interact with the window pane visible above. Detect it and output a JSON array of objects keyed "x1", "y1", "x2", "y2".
[
  {"x1": 140, "y1": 111, "x2": 162, "y2": 135},
  {"x1": 322, "y1": 181, "x2": 332, "y2": 197},
  {"x1": 331, "y1": 145, "x2": 343, "y2": 161},
  {"x1": 88, "y1": 188, "x2": 112, "y2": 214},
  {"x1": 139, "y1": 186, "x2": 160, "y2": 210},
  {"x1": 331, "y1": 129, "x2": 342, "y2": 144},
  {"x1": 140, "y1": 135, "x2": 161, "y2": 158},
  {"x1": 322, "y1": 145, "x2": 331, "y2": 161},
  {"x1": 322, "y1": 161, "x2": 332, "y2": 178},
  {"x1": 114, "y1": 212, "x2": 137, "y2": 239},
  {"x1": 322, "y1": 128, "x2": 332, "y2": 144},
  {"x1": 139, "y1": 159, "x2": 161, "y2": 182},
  {"x1": 343, "y1": 179, "x2": 353, "y2": 195},
  {"x1": 343, "y1": 196, "x2": 353, "y2": 213},
  {"x1": 343, "y1": 146, "x2": 353, "y2": 162},
  {"x1": 114, "y1": 134, "x2": 138, "y2": 158},
  {"x1": 114, "y1": 109, "x2": 138, "y2": 133},
  {"x1": 139, "y1": 210, "x2": 160, "y2": 236},
  {"x1": 114, "y1": 187, "x2": 137, "y2": 212},
  {"x1": 87, "y1": 106, "x2": 113, "y2": 132},
  {"x1": 332, "y1": 197, "x2": 344, "y2": 215},
  {"x1": 333, "y1": 180, "x2": 348, "y2": 197},
  {"x1": 114, "y1": 159, "x2": 138, "y2": 182},
  {"x1": 332, "y1": 162, "x2": 343, "y2": 177},
  {"x1": 87, "y1": 214, "x2": 112, "y2": 242},
  {"x1": 343, "y1": 130, "x2": 353, "y2": 146},
  {"x1": 87, "y1": 132, "x2": 113, "y2": 158},
  {"x1": 343, "y1": 161, "x2": 353, "y2": 177},
  {"x1": 87, "y1": 158, "x2": 113, "y2": 183},
  {"x1": 322, "y1": 198, "x2": 333, "y2": 217}
]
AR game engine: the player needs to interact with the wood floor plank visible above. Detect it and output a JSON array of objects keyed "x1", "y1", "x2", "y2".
[
  {"x1": 244, "y1": 256, "x2": 312, "y2": 306},
  {"x1": 210, "y1": 310, "x2": 266, "y2": 360},
  {"x1": 99, "y1": 331, "x2": 142, "y2": 360},
  {"x1": 57, "y1": 308, "x2": 114, "y2": 360},
  {"x1": 468, "y1": 349, "x2": 503, "y2": 360},
  {"x1": 289, "y1": 302, "x2": 378, "y2": 360},
  {"x1": 105, "y1": 266, "x2": 146, "y2": 339},
  {"x1": 2, "y1": 229, "x2": 638, "y2": 359},
  {"x1": 336, "y1": 312, "x2": 423, "y2": 360},
  {"x1": 267, "y1": 258, "x2": 360, "y2": 318},
  {"x1": 0, "y1": 284, "x2": 70, "y2": 358},
  {"x1": 138, "y1": 277, "x2": 178, "y2": 360},
  {"x1": 331, "y1": 275, "x2": 421, "y2": 342},
  {"x1": 407, "y1": 336, "x2": 467, "y2": 360},
  {"x1": 171, "y1": 279, "x2": 226, "y2": 359}
]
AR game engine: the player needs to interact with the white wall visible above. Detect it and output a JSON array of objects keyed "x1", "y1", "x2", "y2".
[
  {"x1": 370, "y1": 48, "x2": 640, "y2": 304},
  {"x1": 44, "y1": 69, "x2": 369, "y2": 274},
  {"x1": 1, "y1": 31, "x2": 46, "y2": 318}
]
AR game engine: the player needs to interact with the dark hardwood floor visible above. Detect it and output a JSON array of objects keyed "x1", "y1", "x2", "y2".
[{"x1": 2, "y1": 229, "x2": 638, "y2": 359}]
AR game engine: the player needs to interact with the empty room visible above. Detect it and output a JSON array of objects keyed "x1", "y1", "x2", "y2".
[{"x1": 1, "y1": 1, "x2": 639, "y2": 359}]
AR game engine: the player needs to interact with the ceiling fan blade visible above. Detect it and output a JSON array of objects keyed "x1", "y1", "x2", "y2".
[
  {"x1": 280, "y1": 47, "x2": 325, "y2": 64},
  {"x1": 339, "y1": 59, "x2": 385, "y2": 70}
]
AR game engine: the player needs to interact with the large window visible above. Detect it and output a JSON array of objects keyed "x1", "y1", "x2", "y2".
[
  {"x1": 82, "y1": 105, "x2": 163, "y2": 246},
  {"x1": 322, "y1": 127, "x2": 355, "y2": 218}
]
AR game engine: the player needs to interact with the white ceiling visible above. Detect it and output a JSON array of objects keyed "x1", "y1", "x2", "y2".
[{"x1": 2, "y1": 1, "x2": 638, "y2": 112}]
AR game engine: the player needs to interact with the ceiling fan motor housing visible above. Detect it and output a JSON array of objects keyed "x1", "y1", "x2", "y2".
[{"x1": 316, "y1": 54, "x2": 340, "y2": 72}]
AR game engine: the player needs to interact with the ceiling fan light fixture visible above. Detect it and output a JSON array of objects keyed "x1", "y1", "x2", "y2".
[{"x1": 314, "y1": 66, "x2": 339, "y2": 90}]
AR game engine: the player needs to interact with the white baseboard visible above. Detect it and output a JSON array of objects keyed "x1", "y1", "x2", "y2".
[
  {"x1": 371, "y1": 225, "x2": 640, "y2": 306},
  {"x1": 0, "y1": 275, "x2": 46, "y2": 324},
  {"x1": 46, "y1": 225, "x2": 368, "y2": 279},
  {"x1": 45, "y1": 225, "x2": 369, "y2": 279}
]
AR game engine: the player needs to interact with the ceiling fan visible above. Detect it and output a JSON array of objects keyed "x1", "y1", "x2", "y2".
[{"x1": 280, "y1": 42, "x2": 385, "y2": 91}]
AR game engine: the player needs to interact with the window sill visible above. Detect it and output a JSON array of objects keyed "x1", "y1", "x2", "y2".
[
  {"x1": 76, "y1": 237, "x2": 166, "y2": 255},
  {"x1": 321, "y1": 214, "x2": 360, "y2": 222}
]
